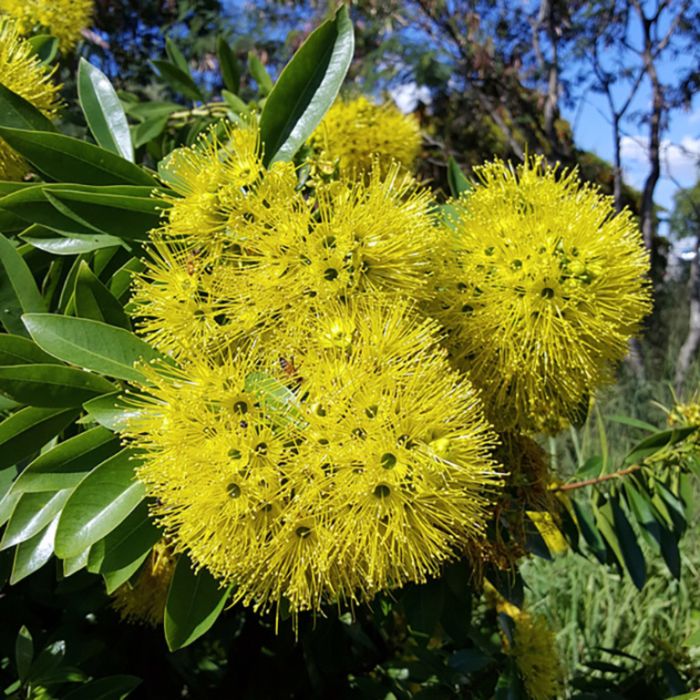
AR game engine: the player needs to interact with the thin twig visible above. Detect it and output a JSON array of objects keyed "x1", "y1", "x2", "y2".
[{"x1": 554, "y1": 464, "x2": 642, "y2": 492}]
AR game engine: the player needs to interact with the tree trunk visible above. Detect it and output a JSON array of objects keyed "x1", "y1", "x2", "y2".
[{"x1": 675, "y1": 237, "x2": 700, "y2": 394}]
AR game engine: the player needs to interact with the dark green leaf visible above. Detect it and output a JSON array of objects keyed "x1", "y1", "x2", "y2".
[
  {"x1": 12, "y1": 426, "x2": 120, "y2": 494},
  {"x1": 27, "y1": 640, "x2": 66, "y2": 684},
  {"x1": 447, "y1": 649, "x2": 492, "y2": 674},
  {"x1": 0, "y1": 83, "x2": 56, "y2": 132},
  {"x1": 73, "y1": 261, "x2": 131, "y2": 329},
  {"x1": 624, "y1": 426, "x2": 697, "y2": 464},
  {"x1": 131, "y1": 116, "x2": 169, "y2": 149},
  {"x1": 0, "y1": 334, "x2": 61, "y2": 366},
  {"x1": 78, "y1": 59, "x2": 134, "y2": 161},
  {"x1": 27, "y1": 35, "x2": 59, "y2": 65},
  {"x1": 259, "y1": 6, "x2": 353, "y2": 166},
  {"x1": 1, "y1": 489, "x2": 71, "y2": 549},
  {"x1": 0, "y1": 127, "x2": 157, "y2": 186},
  {"x1": 402, "y1": 579, "x2": 445, "y2": 636},
  {"x1": 0, "y1": 406, "x2": 79, "y2": 470},
  {"x1": 447, "y1": 157, "x2": 472, "y2": 197},
  {"x1": 164, "y1": 556, "x2": 230, "y2": 651},
  {"x1": 153, "y1": 60, "x2": 204, "y2": 102},
  {"x1": 110, "y1": 257, "x2": 145, "y2": 302},
  {"x1": 571, "y1": 499, "x2": 607, "y2": 563},
  {"x1": 11, "y1": 515, "x2": 58, "y2": 583},
  {"x1": 0, "y1": 233, "x2": 46, "y2": 335},
  {"x1": 15, "y1": 626, "x2": 33, "y2": 682},
  {"x1": 23, "y1": 313, "x2": 164, "y2": 383},
  {"x1": 62, "y1": 674, "x2": 141, "y2": 700},
  {"x1": 217, "y1": 37, "x2": 241, "y2": 94},
  {"x1": 0, "y1": 364, "x2": 115, "y2": 407}
]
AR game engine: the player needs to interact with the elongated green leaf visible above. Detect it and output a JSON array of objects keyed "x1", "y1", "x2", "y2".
[
  {"x1": 260, "y1": 6, "x2": 353, "y2": 166},
  {"x1": 0, "y1": 406, "x2": 79, "y2": 470},
  {"x1": 248, "y1": 52, "x2": 273, "y2": 97},
  {"x1": 15, "y1": 626, "x2": 33, "y2": 682},
  {"x1": 0, "y1": 234, "x2": 46, "y2": 335},
  {"x1": 110, "y1": 257, "x2": 145, "y2": 302},
  {"x1": 153, "y1": 60, "x2": 204, "y2": 102},
  {"x1": 12, "y1": 427, "x2": 120, "y2": 494},
  {"x1": 27, "y1": 35, "x2": 59, "y2": 65},
  {"x1": 131, "y1": 116, "x2": 169, "y2": 149},
  {"x1": 88, "y1": 500, "x2": 160, "y2": 575},
  {"x1": 594, "y1": 497, "x2": 625, "y2": 570},
  {"x1": 11, "y1": 515, "x2": 58, "y2": 583},
  {"x1": 0, "y1": 363, "x2": 114, "y2": 407},
  {"x1": 1, "y1": 489, "x2": 71, "y2": 549},
  {"x1": 572, "y1": 499, "x2": 606, "y2": 563},
  {"x1": 63, "y1": 545, "x2": 91, "y2": 576},
  {"x1": 0, "y1": 334, "x2": 61, "y2": 366},
  {"x1": 83, "y1": 392, "x2": 142, "y2": 432},
  {"x1": 23, "y1": 314, "x2": 163, "y2": 383},
  {"x1": 217, "y1": 37, "x2": 241, "y2": 94},
  {"x1": 0, "y1": 83, "x2": 56, "y2": 133},
  {"x1": 74, "y1": 261, "x2": 131, "y2": 329},
  {"x1": 102, "y1": 551, "x2": 150, "y2": 594},
  {"x1": 165, "y1": 38, "x2": 189, "y2": 74},
  {"x1": 62, "y1": 675, "x2": 141, "y2": 700},
  {"x1": 222, "y1": 89, "x2": 249, "y2": 115},
  {"x1": 45, "y1": 188, "x2": 163, "y2": 240},
  {"x1": 78, "y1": 59, "x2": 134, "y2": 162},
  {"x1": 625, "y1": 426, "x2": 697, "y2": 464},
  {"x1": 54, "y1": 449, "x2": 145, "y2": 558},
  {"x1": 21, "y1": 226, "x2": 124, "y2": 256},
  {"x1": 164, "y1": 556, "x2": 230, "y2": 651},
  {"x1": 447, "y1": 157, "x2": 471, "y2": 197},
  {"x1": 0, "y1": 127, "x2": 157, "y2": 186}
]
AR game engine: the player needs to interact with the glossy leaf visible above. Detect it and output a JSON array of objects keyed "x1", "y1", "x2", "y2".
[
  {"x1": 102, "y1": 551, "x2": 150, "y2": 594},
  {"x1": 0, "y1": 83, "x2": 55, "y2": 132},
  {"x1": 78, "y1": 59, "x2": 134, "y2": 162},
  {"x1": 259, "y1": 6, "x2": 353, "y2": 166},
  {"x1": 27, "y1": 35, "x2": 59, "y2": 65},
  {"x1": 217, "y1": 37, "x2": 241, "y2": 94},
  {"x1": 1, "y1": 489, "x2": 71, "y2": 549},
  {"x1": 152, "y1": 60, "x2": 204, "y2": 102},
  {"x1": 83, "y1": 392, "x2": 142, "y2": 432},
  {"x1": 21, "y1": 226, "x2": 124, "y2": 256},
  {"x1": 0, "y1": 406, "x2": 79, "y2": 470},
  {"x1": 74, "y1": 261, "x2": 131, "y2": 329},
  {"x1": 11, "y1": 515, "x2": 58, "y2": 583},
  {"x1": 63, "y1": 545, "x2": 91, "y2": 576},
  {"x1": 0, "y1": 364, "x2": 115, "y2": 407},
  {"x1": 0, "y1": 127, "x2": 157, "y2": 186},
  {"x1": 0, "y1": 233, "x2": 46, "y2": 335},
  {"x1": 0, "y1": 334, "x2": 61, "y2": 366},
  {"x1": 54, "y1": 449, "x2": 145, "y2": 559},
  {"x1": 23, "y1": 313, "x2": 164, "y2": 383},
  {"x1": 12, "y1": 426, "x2": 120, "y2": 494},
  {"x1": 164, "y1": 556, "x2": 230, "y2": 651}
]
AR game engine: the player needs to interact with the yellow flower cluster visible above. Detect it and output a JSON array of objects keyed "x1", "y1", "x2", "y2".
[
  {"x1": 0, "y1": 0, "x2": 93, "y2": 51},
  {"x1": 430, "y1": 156, "x2": 651, "y2": 433},
  {"x1": 0, "y1": 15, "x2": 61, "y2": 179},
  {"x1": 111, "y1": 542, "x2": 176, "y2": 627},
  {"x1": 127, "y1": 120, "x2": 501, "y2": 619},
  {"x1": 311, "y1": 96, "x2": 422, "y2": 176}
]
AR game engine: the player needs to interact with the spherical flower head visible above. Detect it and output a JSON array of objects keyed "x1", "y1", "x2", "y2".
[
  {"x1": 509, "y1": 612, "x2": 565, "y2": 700},
  {"x1": 0, "y1": 15, "x2": 61, "y2": 179},
  {"x1": 111, "y1": 541, "x2": 175, "y2": 627},
  {"x1": 311, "y1": 95, "x2": 421, "y2": 176},
  {"x1": 432, "y1": 156, "x2": 651, "y2": 433},
  {"x1": 0, "y1": 0, "x2": 93, "y2": 52},
  {"x1": 123, "y1": 299, "x2": 502, "y2": 620}
]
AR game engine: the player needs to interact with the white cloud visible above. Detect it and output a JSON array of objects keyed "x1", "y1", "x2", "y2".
[
  {"x1": 620, "y1": 134, "x2": 700, "y2": 183},
  {"x1": 389, "y1": 82, "x2": 432, "y2": 114}
]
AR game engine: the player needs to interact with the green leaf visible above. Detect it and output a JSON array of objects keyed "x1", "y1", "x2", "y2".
[
  {"x1": 245, "y1": 371, "x2": 305, "y2": 428},
  {"x1": 571, "y1": 499, "x2": 606, "y2": 563},
  {"x1": 15, "y1": 626, "x2": 33, "y2": 682},
  {"x1": 131, "y1": 116, "x2": 169, "y2": 149},
  {"x1": 83, "y1": 392, "x2": 142, "y2": 432},
  {"x1": 593, "y1": 496, "x2": 625, "y2": 570},
  {"x1": 11, "y1": 515, "x2": 58, "y2": 583},
  {"x1": 248, "y1": 52, "x2": 274, "y2": 97},
  {"x1": 1, "y1": 489, "x2": 71, "y2": 549},
  {"x1": 88, "y1": 501, "x2": 160, "y2": 577},
  {"x1": 401, "y1": 579, "x2": 445, "y2": 636},
  {"x1": 44, "y1": 187, "x2": 164, "y2": 240},
  {"x1": 63, "y1": 545, "x2": 91, "y2": 576},
  {"x1": 624, "y1": 426, "x2": 697, "y2": 464},
  {"x1": 102, "y1": 551, "x2": 150, "y2": 594},
  {"x1": 0, "y1": 406, "x2": 79, "y2": 470},
  {"x1": 0, "y1": 83, "x2": 56, "y2": 133},
  {"x1": 12, "y1": 426, "x2": 120, "y2": 494},
  {"x1": 608, "y1": 414, "x2": 658, "y2": 432},
  {"x1": 259, "y1": 6, "x2": 353, "y2": 166},
  {"x1": 164, "y1": 556, "x2": 230, "y2": 651},
  {"x1": 0, "y1": 364, "x2": 115, "y2": 408},
  {"x1": 62, "y1": 675, "x2": 141, "y2": 700},
  {"x1": 54, "y1": 448, "x2": 145, "y2": 558},
  {"x1": 23, "y1": 313, "x2": 164, "y2": 383},
  {"x1": 21, "y1": 226, "x2": 124, "y2": 256},
  {"x1": 0, "y1": 334, "x2": 61, "y2": 366},
  {"x1": 217, "y1": 37, "x2": 241, "y2": 94},
  {"x1": 447, "y1": 157, "x2": 471, "y2": 197},
  {"x1": 78, "y1": 59, "x2": 134, "y2": 162},
  {"x1": 447, "y1": 649, "x2": 492, "y2": 674},
  {"x1": 27, "y1": 35, "x2": 59, "y2": 65},
  {"x1": 27, "y1": 640, "x2": 66, "y2": 684},
  {"x1": 222, "y1": 90, "x2": 249, "y2": 115},
  {"x1": 165, "y1": 38, "x2": 189, "y2": 74},
  {"x1": 0, "y1": 233, "x2": 46, "y2": 335},
  {"x1": 152, "y1": 60, "x2": 204, "y2": 102},
  {"x1": 73, "y1": 261, "x2": 131, "y2": 329},
  {"x1": 0, "y1": 127, "x2": 157, "y2": 186},
  {"x1": 110, "y1": 257, "x2": 145, "y2": 302}
]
